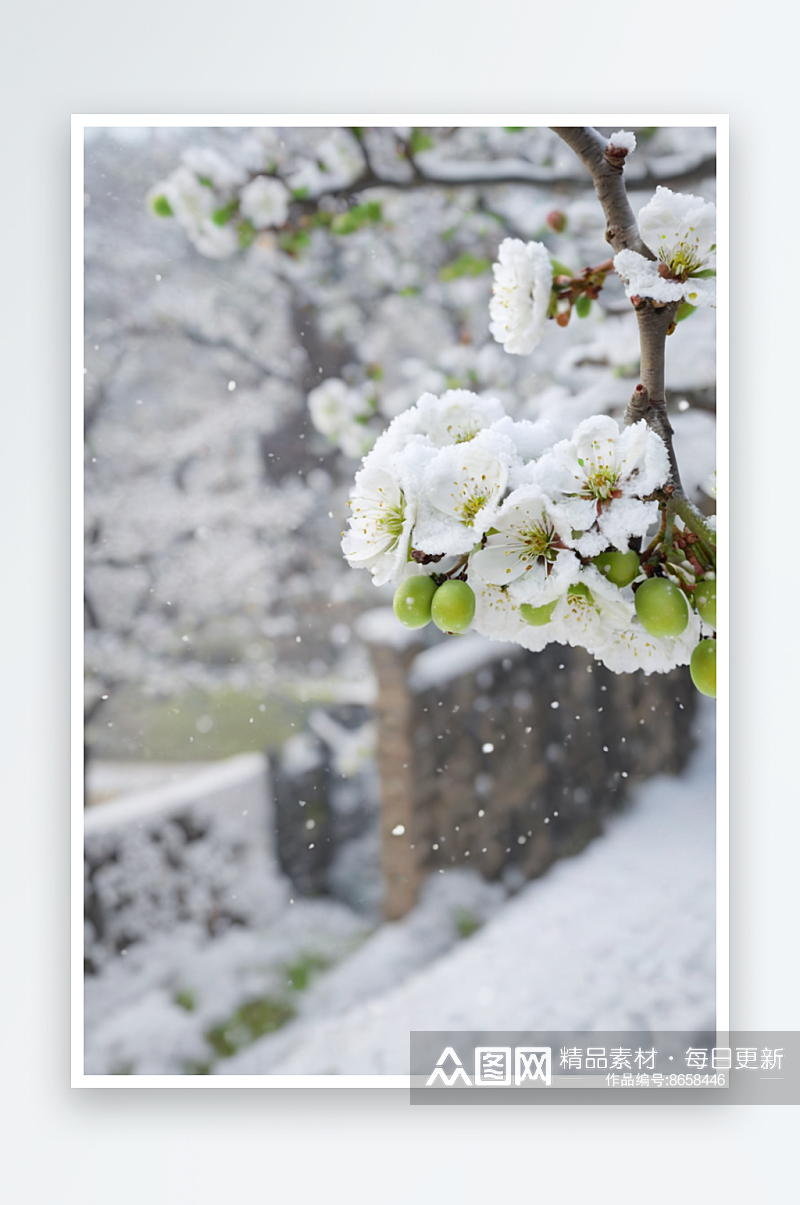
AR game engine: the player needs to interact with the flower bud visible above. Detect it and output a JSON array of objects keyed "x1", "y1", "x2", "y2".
[{"x1": 546, "y1": 209, "x2": 567, "y2": 233}]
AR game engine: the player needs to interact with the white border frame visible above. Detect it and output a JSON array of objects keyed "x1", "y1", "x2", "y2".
[{"x1": 72, "y1": 113, "x2": 728, "y2": 1088}]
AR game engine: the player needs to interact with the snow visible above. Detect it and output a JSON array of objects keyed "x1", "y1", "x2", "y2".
[
  {"x1": 226, "y1": 700, "x2": 716, "y2": 1074},
  {"x1": 608, "y1": 130, "x2": 637, "y2": 154},
  {"x1": 84, "y1": 752, "x2": 269, "y2": 833}
]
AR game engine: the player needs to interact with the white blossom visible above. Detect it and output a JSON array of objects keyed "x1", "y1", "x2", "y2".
[
  {"x1": 469, "y1": 577, "x2": 554, "y2": 652},
  {"x1": 317, "y1": 130, "x2": 365, "y2": 185},
  {"x1": 489, "y1": 239, "x2": 553, "y2": 355},
  {"x1": 534, "y1": 416, "x2": 669, "y2": 556},
  {"x1": 341, "y1": 467, "x2": 416, "y2": 586},
  {"x1": 614, "y1": 186, "x2": 716, "y2": 308},
  {"x1": 544, "y1": 567, "x2": 634, "y2": 651},
  {"x1": 154, "y1": 166, "x2": 215, "y2": 233},
  {"x1": 414, "y1": 389, "x2": 505, "y2": 446},
  {"x1": 469, "y1": 486, "x2": 570, "y2": 591},
  {"x1": 414, "y1": 430, "x2": 516, "y2": 555},
  {"x1": 592, "y1": 604, "x2": 701, "y2": 674},
  {"x1": 239, "y1": 176, "x2": 291, "y2": 229},
  {"x1": 146, "y1": 166, "x2": 241, "y2": 259}
]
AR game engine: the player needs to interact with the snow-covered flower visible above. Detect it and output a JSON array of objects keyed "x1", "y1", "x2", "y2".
[
  {"x1": 414, "y1": 389, "x2": 505, "y2": 446},
  {"x1": 309, "y1": 378, "x2": 373, "y2": 437},
  {"x1": 414, "y1": 430, "x2": 516, "y2": 555},
  {"x1": 469, "y1": 486, "x2": 569, "y2": 591},
  {"x1": 593, "y1": 604, "x2": 701, "y2": 674},
  {"x1": 239, "y1": 176, "x2": 291, "y2": 229},
  {"x1": 151, "y1": 166, "x2": 215, "y2": 233},
  {"x1": 469, "y1": 577, "x2": 554, "y2": 652},
  {"x1": 309, "y1": 378, "x2": 378, "y2": 459},
  {"x1": 341, "y1": 467, "x2": 416, "y2": 586},
  {"x1": 614, "y1": 186, "x2": 716, "y2": 307},
  {"x1": 317, "y1": 130, "x2": 364, "y2": 185},
  {"x1": 489, "y1": 239, "x2": 553, "y2": 355},
  {"x1": 534, "y1": 416, "x2": 669, "y2": 556},
  {"x1": 525, "y1": 567, "x2": 634, "y2": 652}
]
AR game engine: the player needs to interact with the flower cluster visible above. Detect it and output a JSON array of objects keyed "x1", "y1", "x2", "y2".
[
  {"x1": 342, "y1": 390, "x2": 706, "y2": 674},
  {"x1": 146, "y1": 147, "x2": 290, "y2": 259}
]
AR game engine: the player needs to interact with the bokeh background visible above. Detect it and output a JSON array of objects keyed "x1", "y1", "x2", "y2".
[{"x1": 83, "y1": 124, "x2": 716, "y2": 1075}]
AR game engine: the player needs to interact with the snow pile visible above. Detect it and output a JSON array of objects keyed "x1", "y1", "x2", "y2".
[{"x1": 85, "y1": 865, "x2": 506, "y2": 1076}]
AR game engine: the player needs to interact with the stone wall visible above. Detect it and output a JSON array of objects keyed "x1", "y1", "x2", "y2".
[
  {"x1": 84, "y1": 753, "x2": 286, "y2": 973},
  {"x1": 362, "y1": 615, "x2": 697, "y2": 919}
]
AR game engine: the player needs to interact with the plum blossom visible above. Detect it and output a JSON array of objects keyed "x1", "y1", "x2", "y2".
[
  {"x1": 526, "y1": 568, "x2": 633, "y2": 652},
  {"x1": 146, "y1": 167, "x2": 240, "y2": 259},
  {"x1": 415, "y1": 430, "x2": 516, "y2": 555},
  {"x1": 469, "y1": 486, "x2": 570, "y2": 591},
  {"x1": 592, "y1": 603, "x2": 701, "y2": 674},
  {"x1": 614, "y1": 186, "x2": 716, "y2": 307},
  {"x1": 414, "y1": 389, "x2": 505, "y2": 447},
  {"x1": 239, "y1": 176, "x2": 291, "y2": 229},
  {"x1": 341, "y1": 467, "x2": 416, "y2": 586},
  {"x1": 469, "y1": 577, "x2": 554, "y2": 653},
  {"x1": 489, "y1": 239, "x2": 553, "y2": 355},
  {"x1": 534, "y1": 416, "x2": 669, "y2": 556}
]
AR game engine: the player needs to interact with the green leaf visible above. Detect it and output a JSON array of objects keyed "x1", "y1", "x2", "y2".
[
  {"x1": 212, "y1": 200, "x2": 238, "y2": 226},
  {"x1": 331, "y1": 201, "x2": 383, "y2": 235},
  {"x1": 197, "y1": 175, "x2": 214, "y2": 189},
  {"x1": 151, "y1": 194, "x2": 173, "y2": 218},
  {"x1": 410, "y1": 128, "x2": 433, "y2": 155},
  {"x1": 550, "y1": 258, "x2": 574, "y2": 278},
  {"x1": 575, "y1": 295, "x2": 592, "y2": 319},
  {"x1": 675, "y1": 301, "x2": 697, "y2": 323},
  {"x1": 291, "y1": 186, "x2": 310, "y2": 200},
  {"x1": 689, "y1": 268, "x2": 716, "y2": 278},
  {"x1": 504, "y1": 127, "x2": 526, "y2": 132},
  {"x1": 438, "y1": 252, "x2": 491, "y2": 281},
  {"x1": 237, "y1": 219, "x2": 256, "y2": 249}
]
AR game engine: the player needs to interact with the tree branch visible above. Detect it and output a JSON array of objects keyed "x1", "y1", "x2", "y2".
[
  {"x1": 554, "y1": 126, "x2": 708, "y2": 534},
  {"x1": 550, "y1": 127, "x2": 651, "y2": 256}
]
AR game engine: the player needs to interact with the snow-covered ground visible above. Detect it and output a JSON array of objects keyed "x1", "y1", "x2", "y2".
[
  {"x1": 214, "y1": 698, "x2": 718, "y2": 1074},
  {"x1": 85, "y1": 701, "x2": 715, "y2": 1076},
  {"x1": 223, "y1": 699, "x2": 716, "y2": 1075}
]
